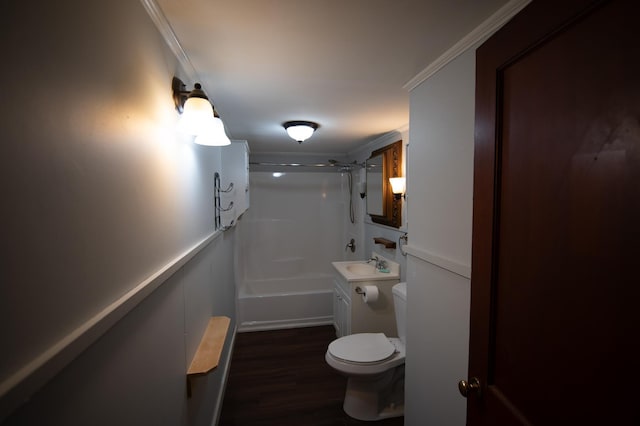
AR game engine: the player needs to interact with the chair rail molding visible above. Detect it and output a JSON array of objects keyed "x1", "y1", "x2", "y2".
[
  {"x1": 0, "y1": 231, "x2": 222, "y2": 422},
  {"x1": 403, "y1": 244, "x2": 471, "y2": 279}
]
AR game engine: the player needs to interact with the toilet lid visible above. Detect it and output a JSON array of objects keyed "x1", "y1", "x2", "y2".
[{"x1": 328, "y1": 333, "x2": 395, "y2": 363}]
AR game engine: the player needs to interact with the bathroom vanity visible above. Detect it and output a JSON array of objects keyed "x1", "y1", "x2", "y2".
[{"x1": 331, "y1": 257, "x2": 400, "y2": 338}]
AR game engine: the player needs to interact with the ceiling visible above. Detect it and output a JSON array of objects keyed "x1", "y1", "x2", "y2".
[{"x1": 156, "y1": 0, "x2": 508, "y2": 155}]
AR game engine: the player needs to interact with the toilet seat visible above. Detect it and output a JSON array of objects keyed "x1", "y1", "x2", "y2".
[{"x1": 328, "y1": 333, "x2": 396, "y2": 364}]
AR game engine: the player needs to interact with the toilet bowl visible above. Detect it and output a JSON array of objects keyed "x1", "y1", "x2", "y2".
[{"x1": 325, "y1": 282, "x2": 407, "y2": 421}]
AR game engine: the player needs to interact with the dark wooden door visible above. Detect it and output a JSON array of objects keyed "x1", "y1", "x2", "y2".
[{"x1": 468, "y1": 0, "x2": 640, "y2": 424}]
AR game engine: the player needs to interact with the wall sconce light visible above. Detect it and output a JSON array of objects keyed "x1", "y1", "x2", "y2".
[
  {"x1": 359, "y1": 170, "x2": 367, "y2": 198},
  {"x1": 194, "y1": 114, "x2": 231, "y2": 146},
  {"x1": 389, "y1": 177, "x2": 406, "y2": 200},
  {"x1": 283, "y1": 121, "x2": 319, "y2": 144},
  {"x1": 172, "y1": 77, "x2": 230, "y2": 146}
]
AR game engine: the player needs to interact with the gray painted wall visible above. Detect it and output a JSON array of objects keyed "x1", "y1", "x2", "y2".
[{"x1": 0, "y1": 0, "x2": 235, "y2": 424}]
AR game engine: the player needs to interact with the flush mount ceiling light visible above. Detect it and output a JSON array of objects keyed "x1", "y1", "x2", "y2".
[
  {"x1": 172, "y1": 77, "x2": 231, "y2": 145},
  {"x1": 283, "y1": 121, "x2": 319, "y2": 144}
]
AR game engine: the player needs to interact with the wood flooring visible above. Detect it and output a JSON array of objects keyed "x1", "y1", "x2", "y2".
[{"x1": 219, "y1": 326, "x2": 404, "y2": 426}]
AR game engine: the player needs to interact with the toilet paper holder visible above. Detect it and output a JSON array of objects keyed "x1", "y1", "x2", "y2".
[{"x1": 355, "y1": 285, "x2": 379, "y2": 303}]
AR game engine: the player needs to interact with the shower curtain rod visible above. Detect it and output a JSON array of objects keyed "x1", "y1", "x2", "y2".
[
  {"x1": 249, "y1": 161, "x2": 364, "y2": 168},
  {"x1": 250, "y1": 162, "x2": 334, "y2": 167}
]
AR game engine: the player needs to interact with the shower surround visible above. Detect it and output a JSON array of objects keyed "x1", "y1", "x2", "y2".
[{"x1": 236, "y1": 171, "x2": 351, "y2": 331}]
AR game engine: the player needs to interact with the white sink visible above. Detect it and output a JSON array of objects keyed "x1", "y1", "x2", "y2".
[
  {"x1": 345, "y1": 263, "x2": 377, "y2": 275},
  {"x1": 332, "y1": 258, "x2": 400, "y2": 282}
]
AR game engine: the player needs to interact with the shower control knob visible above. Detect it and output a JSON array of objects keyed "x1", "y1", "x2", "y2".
[{"x1": 458, "y1": 377, "x2": 481, "y2": 398}]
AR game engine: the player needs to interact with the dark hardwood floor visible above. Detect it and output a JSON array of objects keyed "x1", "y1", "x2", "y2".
[{"x1": 219, "y1": 326, "x2": 404, "y2": 426}]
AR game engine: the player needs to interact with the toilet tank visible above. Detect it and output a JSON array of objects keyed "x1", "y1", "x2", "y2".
[{"x1": 392, "y1": 282, "x2": 407, "y2": 343}]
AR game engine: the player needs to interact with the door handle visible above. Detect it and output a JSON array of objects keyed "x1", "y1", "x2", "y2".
[{"x1": 458, "y1": 377, "x2": 481, "y2": 398}]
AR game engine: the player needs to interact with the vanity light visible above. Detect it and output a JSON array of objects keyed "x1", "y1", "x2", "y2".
[
  {"x1": 389, "y1": 177, "x2": 406, "y2": 200},
  {"x1": 194, "y1": 114, "x2": 231, "y2": 146},
  {"x1": 172, "y1": 77, "x2": 231, "y2": 145},
  {"x1": 283, "y1": 121, "x2": 319, "y2": 144}
]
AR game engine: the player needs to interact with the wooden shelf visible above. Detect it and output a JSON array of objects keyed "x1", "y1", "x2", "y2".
[
  {"x1": 188, "y1": 316, "x2": 230, "y2": 376},
  {"x1": 373, "y1": 237, "x2": 396, "y2": 249}
]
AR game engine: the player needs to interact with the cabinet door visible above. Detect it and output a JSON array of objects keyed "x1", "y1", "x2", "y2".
[
  {"x1": 333, "y1": 283, "x2": 351, "y2": 337},
  {"x1": 341, "y1": 295, "x2": 350, "y2": 336},
  {"x1": 332, "y1": 288, "x2": 341, "y2": 336},
  {"x1": 221, "y1": 140, "x2": 250, "y2": 217}
]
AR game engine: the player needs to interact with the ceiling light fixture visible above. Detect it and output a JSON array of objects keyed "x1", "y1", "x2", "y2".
[
  {"x1": 283, "y1": 121, "x2": 319, "y2": 144},
  {"x1": 172, "y1": 77, "x2": 231, "y2": 145}
]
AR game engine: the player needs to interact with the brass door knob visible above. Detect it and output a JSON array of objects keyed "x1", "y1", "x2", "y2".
[{"x1": 458, "y1": 377, "x2": 481, "y2": 398}]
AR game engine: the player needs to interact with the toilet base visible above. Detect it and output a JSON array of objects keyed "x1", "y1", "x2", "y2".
[{"x1": 342, "y1": 367, "x2": 404, "y2": 421}]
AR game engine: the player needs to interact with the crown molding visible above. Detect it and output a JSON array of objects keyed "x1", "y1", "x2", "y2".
[
  {"x1": 139, "y1": 0, "x2": 199, "y2": 82},
  {"x1": 348, "y1": 125, "x2": 409, "y2": 160},
  {"x1": 403, "y1": 0, "x2": 531, "y2": 92}
]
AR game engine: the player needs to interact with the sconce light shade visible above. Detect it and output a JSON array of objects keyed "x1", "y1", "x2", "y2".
[
  {"x1": 180, "y1": 82, "x2": 212, "y2": 136},
  {"x1": 180, "y1": 96, "x2": 214, "y2": 136},
  {"x1": 389, "y1": 177, "x2": 406, "y2": 200},
  {"x1": 194, "y1": 115, "x2": 231, "y2": 146},
  {"x1": 283, "y1": 121, "x2": 319, "y2": 143}
]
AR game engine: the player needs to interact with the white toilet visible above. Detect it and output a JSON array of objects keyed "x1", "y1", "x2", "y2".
[{"x1": 325, "y1": 282, "x2": 407, "y2": 421}]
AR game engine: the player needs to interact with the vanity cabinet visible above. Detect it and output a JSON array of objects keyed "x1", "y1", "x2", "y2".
[{"x1": 332, "y1": 272, "x2": 399, "y2": 338}]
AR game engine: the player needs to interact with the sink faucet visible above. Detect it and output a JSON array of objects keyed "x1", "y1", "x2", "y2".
[{"x1": 367, "y1": 256, "x2": 387, "y2": 271}]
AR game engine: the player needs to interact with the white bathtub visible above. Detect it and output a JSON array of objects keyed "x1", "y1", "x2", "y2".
[{"x1": 237, "y1": 275, "x2": 334, "y2": 332}]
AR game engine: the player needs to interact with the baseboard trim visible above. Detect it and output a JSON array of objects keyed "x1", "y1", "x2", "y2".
[{"x1": 211, "y1": 323, "x2": 237, "y2": 426}]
